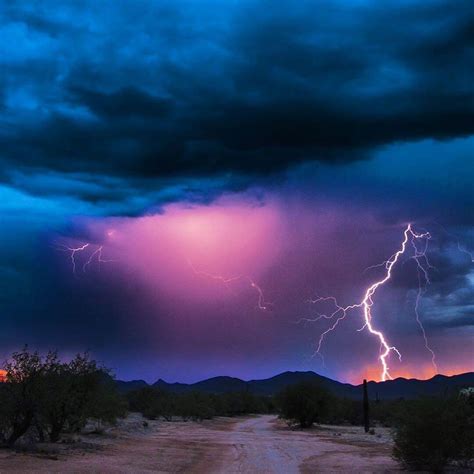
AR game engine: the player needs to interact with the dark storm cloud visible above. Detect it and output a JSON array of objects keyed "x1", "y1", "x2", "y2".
[
  {"x1": 0, "y1": 0, "x2": 473, "y2": 383},
  {"x1": 427, "y1": 311, "x2": 473, "y2": 329},
  {"x1": 1, "y1": 0, "x2": 473, "y2": 191}
]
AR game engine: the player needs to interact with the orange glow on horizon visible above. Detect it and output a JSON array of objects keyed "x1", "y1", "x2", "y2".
[
  {"x1": 344, "y1": 363, "x2": 472, "y2": 384},
  {"x1": 0, "y1": 370, "x2": 7, "y2": 382}
]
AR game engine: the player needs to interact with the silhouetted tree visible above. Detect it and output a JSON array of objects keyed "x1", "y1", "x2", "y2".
[
  {"x1": 0, "y1": 347, "x2": 125, "y2": 445},
  {"x1": 127, "y1": 387, "x2": 174, "y2": 420},
  {"x1": 277, "y1": 381, "x2": 332, "y2": 428},
  {"x1": 127, "y1": 387, "x2": 272, "y2": 421},
  {"x1": 2, "y1": 348, "x2": 45, "y2": 445},
  {"x1": 39, "y1": 352, "x2": 125, "y2": 440},
  {"x1": 393, "y1": 396, "x2": 474, "y2": 472}
]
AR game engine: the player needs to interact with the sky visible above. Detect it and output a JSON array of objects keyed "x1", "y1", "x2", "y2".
[{"x1": 0, "y1": 0, "x2": 473, "y2": 383}]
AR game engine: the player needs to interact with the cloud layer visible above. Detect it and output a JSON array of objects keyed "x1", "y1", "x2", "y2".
[
  {"x1": 1, "y1": 0, "x2": 474, "y2": 209},
  {"x1": 0, "y1": 1, "x2": 472, "y2": 382}
]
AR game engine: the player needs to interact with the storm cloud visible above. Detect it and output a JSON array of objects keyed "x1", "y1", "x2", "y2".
[
  {"x1": 1, "y1": 0, "x2": 473, "y2": 200},
  {"x1": 0, "y1": 0, "x2": 472, "y2": 382}
]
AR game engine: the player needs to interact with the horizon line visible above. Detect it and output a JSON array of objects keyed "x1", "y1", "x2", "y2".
[{"x1": 117, "y1": 369, "x2": 474, "y2": 386}]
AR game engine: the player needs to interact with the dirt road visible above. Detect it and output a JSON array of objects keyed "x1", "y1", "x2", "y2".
[
  {"x1": 227, "y1": 415, "x2": 400, "y2": 473},
  {"x1": 0, "y1": 414, "x2": 401, "y2": 473}
]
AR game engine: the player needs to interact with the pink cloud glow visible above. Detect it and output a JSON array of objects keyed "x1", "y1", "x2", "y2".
[{"x1": 53, "y1": 194, "x2": 473, "y2": 383}]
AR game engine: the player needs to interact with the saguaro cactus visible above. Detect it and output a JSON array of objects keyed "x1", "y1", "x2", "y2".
[{"x1": 363, "y1": 379, "x2": 370, "y2": 433}]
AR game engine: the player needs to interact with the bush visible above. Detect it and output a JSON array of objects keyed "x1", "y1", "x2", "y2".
[
  {"x1": 277, "y1": 381, "x2": 333, "y2": 428},
  {"x1": 88, "y1": 377, "x2": 128, "y2": 429},
  {"x1": 0, "y1": 347, "x2": 126, "y2": 445},
  {"x1": 127, "y1": 387, "x2": 174, "y2": 420},
  {"x1": 392, "y1": 396, "x2": 474, "y2": 472},
  {"x1": 177, "y1": 392, "x2": 215, "y2": 421},
  {"x1": 127, "y1": 388, "x2": 272, "y2": 421},
  {"x1": 0, "y1": 349, "x2": 44, "y2": 445}
]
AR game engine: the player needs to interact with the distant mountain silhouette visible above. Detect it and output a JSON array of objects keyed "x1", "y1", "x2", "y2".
[
  {"x1": 154, "y1": 376, "x2": 248, "y2": 394},
  {"x1": 116, "y1": 371, "x2": 474, "y2": 400}
]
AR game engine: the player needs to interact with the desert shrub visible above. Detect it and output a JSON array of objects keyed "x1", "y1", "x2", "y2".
[
  {"x1": 127, "y1": 387, "x2": 174, "y2": 420},
  {"x1": 177, "y1": 392, "x2": 215, "y2": 421},
  {"x1": 0, "y1": 349, "x2": 48, "y2": 445},
  {"x1": 370, "y1": 398, "x2": 408, "y2": 427},
  {"x1": 220, "y1": 391, "x2": 266, "y2": 416},
  {"x1": 326, "y1": 396, "x2": 412, "y2": 428},
  {"x1": 0, "y1": 347, "x2": 125, "y2": 445},
  {"x1": 127, "y1": 387, "x2": 158, "y2": 414},
  {"x1": 89, "y1": 376, "x2": 128, "y2": 428},
  {"x1": 277, "y1": 381, "x2": 333, "y2": 428},
  {"x1": 392, "y1": 396, "x2": 474, "y2": 472},
  {"x1": 39, "y1": 353, "x2": 125, "y2": 439},
  {"x1": 327, "y1": 397, "x2": 362, "y2": 425},
  {"x1": 208, "y1": 393, "x2": 226, "y2": 416},
  {"x1": 127, "y1": 388, "x2": 272, "y2": 421}
]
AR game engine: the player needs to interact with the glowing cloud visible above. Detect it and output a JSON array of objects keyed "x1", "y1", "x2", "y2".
[{"x1": 52, "y1": 196, "x2": 473, "y2": 383}]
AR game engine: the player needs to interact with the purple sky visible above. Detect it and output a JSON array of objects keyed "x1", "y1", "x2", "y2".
[
  {"x1": 0, "y1": 1, "x2": 473, "y2": 384},
  {"x1": 43, "y1": 192, "x2": 473, "y2": 383}
]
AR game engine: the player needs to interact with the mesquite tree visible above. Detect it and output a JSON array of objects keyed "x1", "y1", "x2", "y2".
[{"x1": 0, "y1": 347, "x2": 126, "y2": 445}]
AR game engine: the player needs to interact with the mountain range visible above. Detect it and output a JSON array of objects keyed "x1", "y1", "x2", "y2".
[{"x1": 116, "y1": 371, "x2": 474, "y2": 400}]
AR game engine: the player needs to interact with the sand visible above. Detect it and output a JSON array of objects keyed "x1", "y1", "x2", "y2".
[{"x1": 0, "y1": 414, "x2": 402, "y2": 473}]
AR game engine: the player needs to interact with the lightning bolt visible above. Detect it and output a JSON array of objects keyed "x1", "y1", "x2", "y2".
[
  {"x1": 247, "y1": 278, "x2": 270, "y2": 311},
  {"x1": 434, "y1": 221, "x2": 474, "y2": 263},
  {"x1": 457, "y1": 242, "x2": 474, "y2": 263},
  {"x1": 57, "y1": 242, "x2": 115, "y2": 276},
  {"x1": 188, "y1": 260, "x2": 272, "y2": 311},
  {"x1": 187, "y1": 260, "x2": 242, "y2": 286},
  {"x1": 56, "y1": 243, "x2": 90, "y2": 276},
  {"x1": 410, "y1": 231, "x2": 438, "y2": 373},
  {"x1": 82, "y1": 245, "x2": 116, "y2": 272},
  {"x1": 306, "y1": 224, "x2": 436, "y2": 381}
]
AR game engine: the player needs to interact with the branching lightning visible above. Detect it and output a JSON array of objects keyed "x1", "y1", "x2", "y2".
[
  {"x1": 55, "y1": 221, "x2": 470, "y2": 381},
  {"x1": 434, "y1": 221, "x2": 474, "y2": 264},
  {"x1": 187, "y1": 260, "x2": 242, "y2": 286},
  {"x1": 457, "y1": 242, "x2": 474, "y2": 263},
  {"x1": 302, "y1": 224, "x2": 437, "y2": 381},
  {"x1": 188, "y1": 260, "x2": 272, "y2": 311},
  {"x1": 410, "y1": 232, "x2": 438, "y2": 373},
  {"x1": 57, "y1": 243, "x2": 90, "y2": 275},
  {"x1": 82, "y1": 245, "x2": 116, "y2": 273},
  {"x1": 57, "y1": 242, "x2": 115, "y2": 276}
]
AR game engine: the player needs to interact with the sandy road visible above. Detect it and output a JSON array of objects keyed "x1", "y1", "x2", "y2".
[
  {"x1": 226, "y1": 415, "x2": 400, "y2": 473},
  {"x1": 0, "y1": 414, "x2": 401, "y2": 473},
  {"x1": 229, "y1": 416, "x2": 303, "y2": 473}
]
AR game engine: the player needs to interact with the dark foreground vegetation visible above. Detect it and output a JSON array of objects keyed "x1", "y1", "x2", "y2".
[
  {"x1": 0, "y1": 347, "x2": 126, "y2": 446},
  {"x1": 392, "y1": 395, "x2": 474, "y2": 472},
  {"x1": 0, "y1": 348, "x2": 472, "y2": 472},
  {"x1": 127, "y1": 386, "x2": 274, "y2": 421},
  {"x1": 275, "y1": 381, "x2": 474, "y2": 472},
  {"x1": 128, "y1": 378, "x2": 473, "y2": 472}
]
